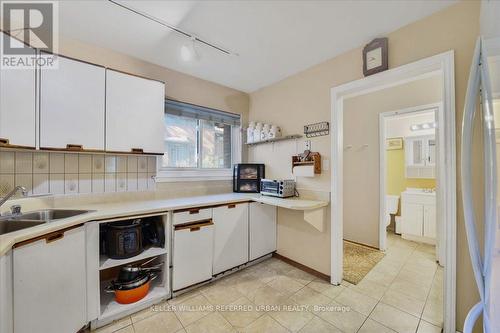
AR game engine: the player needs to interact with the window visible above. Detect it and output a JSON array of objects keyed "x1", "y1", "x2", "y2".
[{"x1": 158, "y1": 99, "x2": 241, "y2": 181}]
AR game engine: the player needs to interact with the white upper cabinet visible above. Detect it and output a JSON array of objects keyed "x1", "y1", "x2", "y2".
[
  {"x1": 106, "y1": 70, "x2": 165, "y2": 154},
  {"x1": 40, "y1": 55, "x2": 105, "y2": 150},
  {"x1": 0, "y1": 32, "x2": 36, "y2": 148},
  {"x1": 405, "y1": 135, "x2": 436, "y2": 178}
]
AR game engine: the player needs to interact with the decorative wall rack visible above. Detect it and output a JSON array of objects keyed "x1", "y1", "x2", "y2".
[{"x1": 304, "y1": 122, "x2": 329, "y2": 138}]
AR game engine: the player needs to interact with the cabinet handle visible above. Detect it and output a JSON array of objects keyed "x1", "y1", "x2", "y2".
[
  {"x1": 131, "y1": 148, "x2": 144, "y2": 154},
  {"x1": 189, "y1": 209, "x2": 200, "y2": 215},
  {"x1": 66, "y1": 144, "x2": 83, "y2": 151},
  {"x1": 46, "y1": 232, "x2": 64, "y2": 244},
  {"x1": 228, "y1": 204, "x2": 236, "y2": 209},
  {"x1": 0, "y1": 138, "x2": 9, "y2": 145}
]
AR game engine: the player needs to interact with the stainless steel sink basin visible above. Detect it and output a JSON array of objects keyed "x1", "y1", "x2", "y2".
[
  {"x1": 0, "y1": 209, "x2": 92, "y2": 235},
  {"x1": 14, "y1": 209, "x2": 91, "y2": 221},
  {"x1": 0, "y1": 220, "x2": 45, "y2": 235}
]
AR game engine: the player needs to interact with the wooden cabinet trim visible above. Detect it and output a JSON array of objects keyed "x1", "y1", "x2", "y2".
[{"x1": 13, "y1": 224, "x2": 83, "y2": 249}]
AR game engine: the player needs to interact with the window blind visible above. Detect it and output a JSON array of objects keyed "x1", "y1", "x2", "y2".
[{"x1": 165, "y1": 99, "x2": 241, "y2": 126}]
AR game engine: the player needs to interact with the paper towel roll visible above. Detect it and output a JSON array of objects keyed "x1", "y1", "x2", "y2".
[{"x1": 293, "y1": 164, "x2": 315, "y2": 177}]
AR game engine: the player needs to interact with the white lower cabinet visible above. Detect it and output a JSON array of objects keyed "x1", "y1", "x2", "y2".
[
  {"x1": 213, "y1": 203, "x2": 249, "y2": 275},
  {"x1": 401, "y1": 192, "x2": 436, "y2": 243},
  {"x1": 13, "y1": 226, "x2": 87, "y2": 333},
  {"x1": 249, "y1": 202, "x2": 277, "y2": 260},
  {"x1": 173, "y1": 221, "x2": 214, "y2": 291}
]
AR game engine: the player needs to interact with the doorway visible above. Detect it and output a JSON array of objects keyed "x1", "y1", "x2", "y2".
[
  {"x1": 330, "y1": 51, "x2": 456, "y2": 333},
  {"x1": 380, "y1": 104, "x2": 444, "y2": 266}
]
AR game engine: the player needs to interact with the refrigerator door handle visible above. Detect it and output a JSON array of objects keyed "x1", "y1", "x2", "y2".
[
  {"x1": 479, "y1": 37, "x2": 498, "y2": 333},
  {"x1": 461, "y1": 38, "x2": 487, "y2": 333}
]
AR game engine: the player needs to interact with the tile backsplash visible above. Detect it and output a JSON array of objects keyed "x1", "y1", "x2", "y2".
[{"x1": 0, "y1": 151, "x2": 157, "y2": 196}]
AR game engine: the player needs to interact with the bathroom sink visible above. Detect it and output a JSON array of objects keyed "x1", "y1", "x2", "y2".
[
  {"x1": 13, "y1": 209, "x2": 92, "y2": 221},
  {"x1": 0, "y1": 220, "x2": 45, "y2": 235}
]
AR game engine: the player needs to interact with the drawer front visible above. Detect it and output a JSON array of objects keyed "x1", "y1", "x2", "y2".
[
  {"x1": 173, "y1": 222, "x2": 214, "y2": 291},
  {"x1": 173, "y1": 208, "x2": 212, "y2": 226}
]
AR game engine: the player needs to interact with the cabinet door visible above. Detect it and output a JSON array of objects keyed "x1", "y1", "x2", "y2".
[
  {"x1": 0, "y1": 32, "x2": 36, "y2": 147},
  {"x1": 213, "y1": 203, "x2": 249, "y2": 274},
  {"x1": 13, "y1": 226, "x2": 87, "y2": 333},
  {"x1": 106, "y1": 70, "x2": 165, "y2": 154},
  {"x1": 40, "y1": 55, "x2": 105, "y2": 150},
  {"x1": 423, "y1": 204, "x2": 437, "y2": 239},
  {"x1": 249, "y1": 202, "x2": 277, "y2": 261},
  {"x1": 410, "y1": 139, "x2": 425, "y2": 166},
  {"x1": 426, "y1": 138, "x2": 436, "y2": 166},
  {"x1": 173, "y1": 222, "x2": 214, "y2": 291},
  {"x1": 401, "y1": 203, "x2": 423, "y2": 236}
]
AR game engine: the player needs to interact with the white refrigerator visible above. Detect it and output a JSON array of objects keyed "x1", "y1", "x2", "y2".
[{"x1": 461, "y1": 2, "x2": 500, "y2": 331}]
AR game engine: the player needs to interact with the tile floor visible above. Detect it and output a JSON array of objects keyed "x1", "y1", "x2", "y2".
[{"x1": 95, "y1": 233, "x2": 443, "y2": 333}]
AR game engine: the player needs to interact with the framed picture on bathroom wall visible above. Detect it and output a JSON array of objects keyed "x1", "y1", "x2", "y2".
[{"x1": 386, "y1": 137, "x2": 403, "y2": 150}]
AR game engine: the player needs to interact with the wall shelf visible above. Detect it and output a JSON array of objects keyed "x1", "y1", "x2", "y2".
[{"x1": 246, "y1": 134, "x2": 302, "y2": 146}]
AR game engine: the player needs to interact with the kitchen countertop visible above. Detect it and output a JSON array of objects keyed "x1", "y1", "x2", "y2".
[{"x1": 0, "y1": 193, "x2": 328, "y2": 256}]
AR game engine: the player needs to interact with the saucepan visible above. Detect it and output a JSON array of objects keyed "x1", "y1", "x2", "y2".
[{"x1": 117, "y1": 257, "x2": 163, "y2": 282}]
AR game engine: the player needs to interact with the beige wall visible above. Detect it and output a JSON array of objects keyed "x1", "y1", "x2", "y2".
[
  {"x1": 343, "y1": 76, "x2": 441, "y2": 247},
  {"x1": 248, "y1": 1, "x2": 481, "y2": 331}
]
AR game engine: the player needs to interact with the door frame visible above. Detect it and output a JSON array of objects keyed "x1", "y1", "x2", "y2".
[
  {"x1": 378, "y1": 102, "x2": 442, "y2": 256},
  {"x1": 330, "y1": 51, "x2": 456, "y2": 333}
]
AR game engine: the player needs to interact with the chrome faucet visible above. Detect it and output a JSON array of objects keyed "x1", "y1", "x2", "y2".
[{"x1": 0, "y1": 186, "x2": 28, "y2": 211}]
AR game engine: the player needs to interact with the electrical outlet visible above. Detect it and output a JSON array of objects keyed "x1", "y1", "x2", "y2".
[{"x1": 305, "y1": 140, "x2": 311, "y2": 150}]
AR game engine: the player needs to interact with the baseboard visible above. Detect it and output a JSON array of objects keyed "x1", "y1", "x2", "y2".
[{"x1": 272, "y1": 253, "x2": 330, "y2": 282}]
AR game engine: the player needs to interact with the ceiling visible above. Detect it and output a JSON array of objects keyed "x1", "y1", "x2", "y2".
[{"x1": 58, "y1": 0, "x2": 456, "y2": 93}]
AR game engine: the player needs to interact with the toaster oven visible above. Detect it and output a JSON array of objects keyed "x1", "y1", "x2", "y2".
[{"x1": 260, "y1": 179, "x2": 296, "y2": 198}]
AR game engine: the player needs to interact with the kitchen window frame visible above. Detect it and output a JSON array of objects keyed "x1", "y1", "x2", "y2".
[{"x1": 156, "y1": 114, "x2": 242, "y2": 183}]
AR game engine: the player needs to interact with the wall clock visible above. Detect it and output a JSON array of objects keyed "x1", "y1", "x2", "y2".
[{"x1": 363, "y1": 38, "x2": 388, "y2": 76}]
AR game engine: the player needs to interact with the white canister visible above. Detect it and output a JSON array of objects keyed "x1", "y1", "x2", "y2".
[
  {"x1": 247, "y1": 121, "x2": 255, "y2": 143},
  {"x1": 254, "y1": 122, "x2": 263, "y2": 142},
  {"x1": 261, "y1": 123, "x2": 271, "y2": 141},
  {"x1": 269, "y1": 125, "x2": 282, "y2": 139}
]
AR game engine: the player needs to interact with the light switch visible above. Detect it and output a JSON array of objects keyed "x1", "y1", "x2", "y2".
[{"x1": 323, "y1": 159, "x2": 330, "y2": 171}]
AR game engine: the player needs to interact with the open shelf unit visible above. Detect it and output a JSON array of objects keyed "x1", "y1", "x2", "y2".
[{"x1": 90, "y1": 212, "x2": 171, "y2": 329}]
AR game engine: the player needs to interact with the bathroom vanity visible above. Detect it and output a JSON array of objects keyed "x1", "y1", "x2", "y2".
[{"x1": 400, "y1": 188, "x2": 436, "y2": 244}]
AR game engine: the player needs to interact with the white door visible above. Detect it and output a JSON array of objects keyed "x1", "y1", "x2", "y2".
[
  {"x1": 13, "y1": 226, "x2": 87, "y2": 333},
  {"x1": 40, "y1": 55, "x2": 105, "y2": 150},
  {"x1": 0, "y1": 32, "x2": 36, "y2": 148},
  {"x1": 173, "y1": 221, "x2": 214, "y2": 291},
  {"x1": 423, "y1": 204, "x2": 437, "y2": 239},
  {"x1": 106, "y1": 70, "x2": 165, "y2": 154},
  {"x1": 249, "y1": 202, "x2": 277, "y2": 261},
  {"x1": 402, "y1": 203, "x2": 424, "y2": 236},
  {"x1": 213, "y1": 203, "x2": 249, "y2": 274}
]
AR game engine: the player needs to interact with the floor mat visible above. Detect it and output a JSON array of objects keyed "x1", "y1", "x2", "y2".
[{"x1": 343, "y1": 240, "x2": 384, "y2": 285}]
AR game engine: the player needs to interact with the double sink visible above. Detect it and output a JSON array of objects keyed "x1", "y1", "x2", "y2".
[{"x1": 0, "y1": 209, "x2": 92, "y2": 235}]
